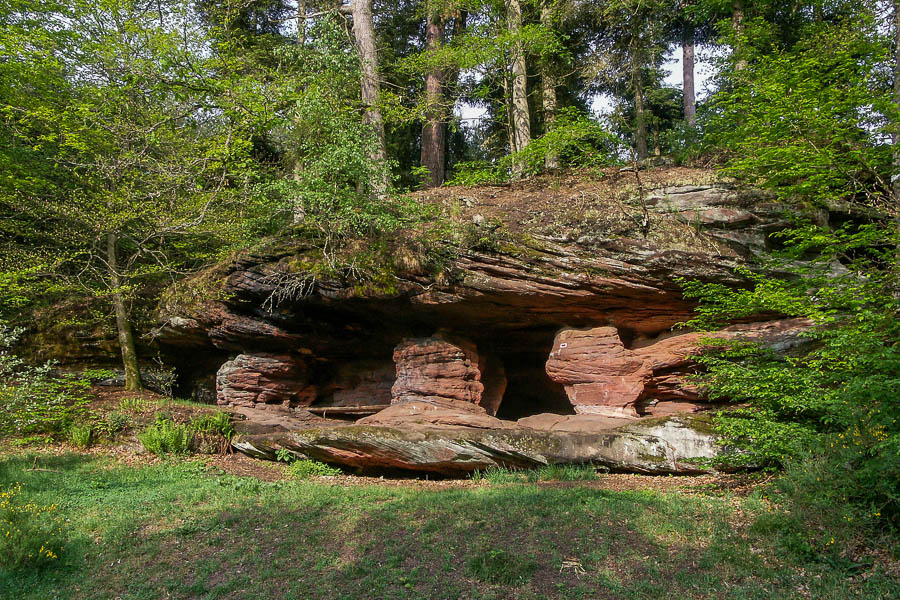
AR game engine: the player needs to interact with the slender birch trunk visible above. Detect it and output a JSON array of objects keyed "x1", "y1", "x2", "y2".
[
  {"x1": 348, "y1": 0, "x2": 388, "y2": 196},
  {"x1": 420, "y1": 4, "x2": 446, "y2": 188},
  {"x1": 507, "y1": 0, "x2": 531, "y2": 178},
  {"x1": 106, "y1": 232, "x2": 142, "y2": 392},
  {"x1": 540, "y1": 1, "x2": 559, "y2": 170},
  {"x1": 683, "y1": 23, "x2": 696, "y2": 127},
  {"x1": 733, "y1": 0, "x2": 747, "y2": 71}
]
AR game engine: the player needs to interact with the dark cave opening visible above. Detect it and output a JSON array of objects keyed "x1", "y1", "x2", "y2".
[{"x1": 484, "y1": 331, "x2": 574, "y2": 421}]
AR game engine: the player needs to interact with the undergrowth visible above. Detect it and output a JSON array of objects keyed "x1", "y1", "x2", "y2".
[
  {"x1": 286, "y1": 459, "x2": 342, "y2": 479},
  {"x1": 137, "y1": 412, "x2": 235, "y2": 457},
  {"x1": 470, "y1": 463, "x2": 600, "y2": 484},
  {"x1": 0, "y1": 482, "x2": 64, "y2": 569}
]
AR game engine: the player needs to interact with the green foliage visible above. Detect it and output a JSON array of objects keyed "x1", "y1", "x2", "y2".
[
  {"x1": 0, "y1": 483, "x2": 65, "y2": 569},
  {"x1": 188, "y1": 412, "x2": 234, "y2": 455},
  {"x1": 448, "y1": 110, "x2": 620, "y2": 185},
  {"x1": 189, "y1": 413, "x2": 234, "y2": 441},
  {"x1": 515, "y1": 109, "x2": 621, "y2": 176},
  {"x1": 0, "y1": 322, "x2": 89, "y2": 437},
  {"x1": 466, "y1": 547, "x2": 538, "y2": 585},
  {"x1": 0, "y1": 0, "x2": 274, "y2": 379},
  {"x1": 470, "y1": 465, "x2": 524, "y2": 484},
  {"x1": 105, "y1": 411, "x2": 130, "y2": 434},
  {"x1": 286, "y1": 459, "x2": 341, "y2": 479},
  {"x1": 275, "y1": 448, "x2": 295, "y2": 463},
  {"x1": 682, "y1": 3, "x2": 899, "y2": 534},
  {"x1": 137, "y1": 415, "x2": 192, "y2": 457},
  {"x1": 704, "y1": 15, "x2": 893, "y2": 204},
  {"x1": 80, "y1": 369, "x2": 117, "y2": 383},
  {"x1": 66, "y1": 424, "x2": 92, "y2": 449},
  {"x1": 533, "y1": 463, "x2": 601, "y2": 482},
  {"x1": 682, "y1": 224, "x2": 900, "y2": 525},
  {"x1": 118, "y1": 397, "x2": 146, "y2": 412},
  {"x1": 470, "y1": 463, "x2": 600, "y2": 484},
  {"x1": 446, "y1": 161, "x2": 505, "y2": 187},
  {"x1": 137, "y1": 411, "x2": 234, "y2": 457}
]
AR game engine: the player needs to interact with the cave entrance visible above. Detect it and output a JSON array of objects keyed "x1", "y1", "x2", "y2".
[{"x1": 483, "y1": 332, "x2": 574, "y2": 421}]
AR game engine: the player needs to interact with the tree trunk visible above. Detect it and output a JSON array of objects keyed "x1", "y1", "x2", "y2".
[
  {"x1": 507, "y1": 0, "x2": 531, "y2": 178},
  {"x1": 540, "y1": 1, "x2": 559, "y2": 170},
  {"x1": 293, "y1": 0, "x2": 308, "y2": 222},
  {"x1": 732, "y1": 0, "x2": 747, "y2": 71},
  {"x1": 632, "y1": 48, "x2": 648, "y2": 161},
  {"x1": 893, "y1": 0, "x2": 900, "y2": 205},
  {"x1": 297, "y1": 0, "x2": 307, "y2": 46},
  {"x1": 504, "y1": 71, "x2": 516, "y2": 156},
  {"x1": 420, "y1": 6, "x2": 446, "y2": 188},
  {"x1": 106, "y1": 232, "x2": 142, "y2": 392},
  {"x1": 682, "y1": 23, "x2": 696, "y2": 127},
  {"x1": 350, "y1": 0, "x2": 389, "y2": 196}
]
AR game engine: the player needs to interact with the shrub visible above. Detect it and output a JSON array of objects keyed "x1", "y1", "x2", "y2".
[
  {"x1": 106, "y1": 411, "x2": 130, "y2": 433},
  {"x1": 286, "y1": 459, "x2": 341, "y2": 479},
  {"x1": 118, "y1": 397, "x2": 146, "y2": 412},
  {"x1": 138, "y1": 415, "x2": 191, "y2": 457},
  {"x1": 0, "y1": 321, "x2": 89, "y2": 436},
  {"x1": 67, "y1": 423, "x2": 92, "y2": 448},
  {"x1": 190, "y1": 412, "x2": 234, "y2": 440},
  {"x1": 0, "y1": 483, "x2": 65, "y2": 569},
  {"x1": 466, "y1": 547, "x2": 538, "y2": 585},
  {"x1": 189, "y1": 412, "x2": 234, "y2": 455}
]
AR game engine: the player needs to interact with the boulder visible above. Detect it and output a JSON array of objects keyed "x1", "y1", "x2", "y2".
[
  {"x1": 545, "y1": 327, "x2": 647, "y2": 416},
  {"x1": 545, "y1": 319, "x2": 811, "y2": 417},
  {"x1": 216, "y1": 353, "x2": 313, "y2": 411},
  {"x1": 231, "y1": 414, "x2": 723, "y2": 475},
  {"x1": 391, "y1": 335, "x2": 494, "y2": 412}
]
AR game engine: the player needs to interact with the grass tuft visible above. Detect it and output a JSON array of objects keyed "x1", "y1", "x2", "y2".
[
  {"x1": 471, "y1": 463, "x2": 599, "y2": 484},
  {"x1": 66, "y1": 424, "x2": 91, "y2": 448},
  {"x1": 466, "y1": 547, "x2": 538, "y2": 585},
  {"x1": 286, "y1": 459, "x2": 342, "y2": 479}
]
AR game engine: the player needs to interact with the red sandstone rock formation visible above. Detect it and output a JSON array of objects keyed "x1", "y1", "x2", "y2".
[
  {"x1": 545, "y1": 327, "x2": 648, "y2": 416},
  {"x1": 216, "y1": 353, "x2": 314, "y2": 411},
  {"x1": 546, "y1": 319, "x2": 809, "y2": 417},
  {"x1": 391, "y1": 335, "x2": 504, "y2": 414}
]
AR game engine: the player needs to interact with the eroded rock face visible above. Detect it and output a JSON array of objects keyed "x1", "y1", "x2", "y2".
[
  {"x1": 231, "y1": 414, "x2": 721, "y2": 475},
  {"x1": 216, "y1": 353, "x2": 313, "y2": 411},
  {"x1": 153, "y1": 178, "x2": 818, "y2": 475},
  {"x1": 546, "y1": 327, "x2": 648, "y2": 417},
  {"x1": 546, "y1": 319, "x2": 810, "y2": 417},
  {"x1": 391, "y1": 335, "x2": 507, "y2": 415}
]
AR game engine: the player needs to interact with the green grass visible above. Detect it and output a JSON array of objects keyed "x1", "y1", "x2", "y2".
[
  {"x1": 66, "y1": 423, "x2": 92, "y2": 448},
  {"x1": 471, "y1": 463, "x2": 600, "y2": 484},
  {"x1": 286, "y1": 459, "x2": 342, "y2": 479},
  {"x1": 0, "y1": 452, "x2": 896, "y2": 600}
]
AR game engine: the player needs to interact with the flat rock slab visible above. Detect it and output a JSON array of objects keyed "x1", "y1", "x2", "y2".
[{"x1": 231, "y1": 415, "x2": 722, "y2": 475}]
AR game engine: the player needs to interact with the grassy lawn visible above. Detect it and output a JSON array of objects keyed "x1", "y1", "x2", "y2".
[{"x1": 0, "y1": 452, "x2": 897, "y2": 600}]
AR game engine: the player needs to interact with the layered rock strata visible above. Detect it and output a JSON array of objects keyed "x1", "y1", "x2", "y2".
[
  {"x1": 152, "y1": 178, "x2": 820, "y2": 474},
  {"x1": 545, "y1": 319, "x2": 809, "y2": 417},
  {"x1": 231, "y1": 414, "x2": 720, "y2": 475},
  {"x1": 216, "y1": 353, "x2": 313, "y2": 411}
]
